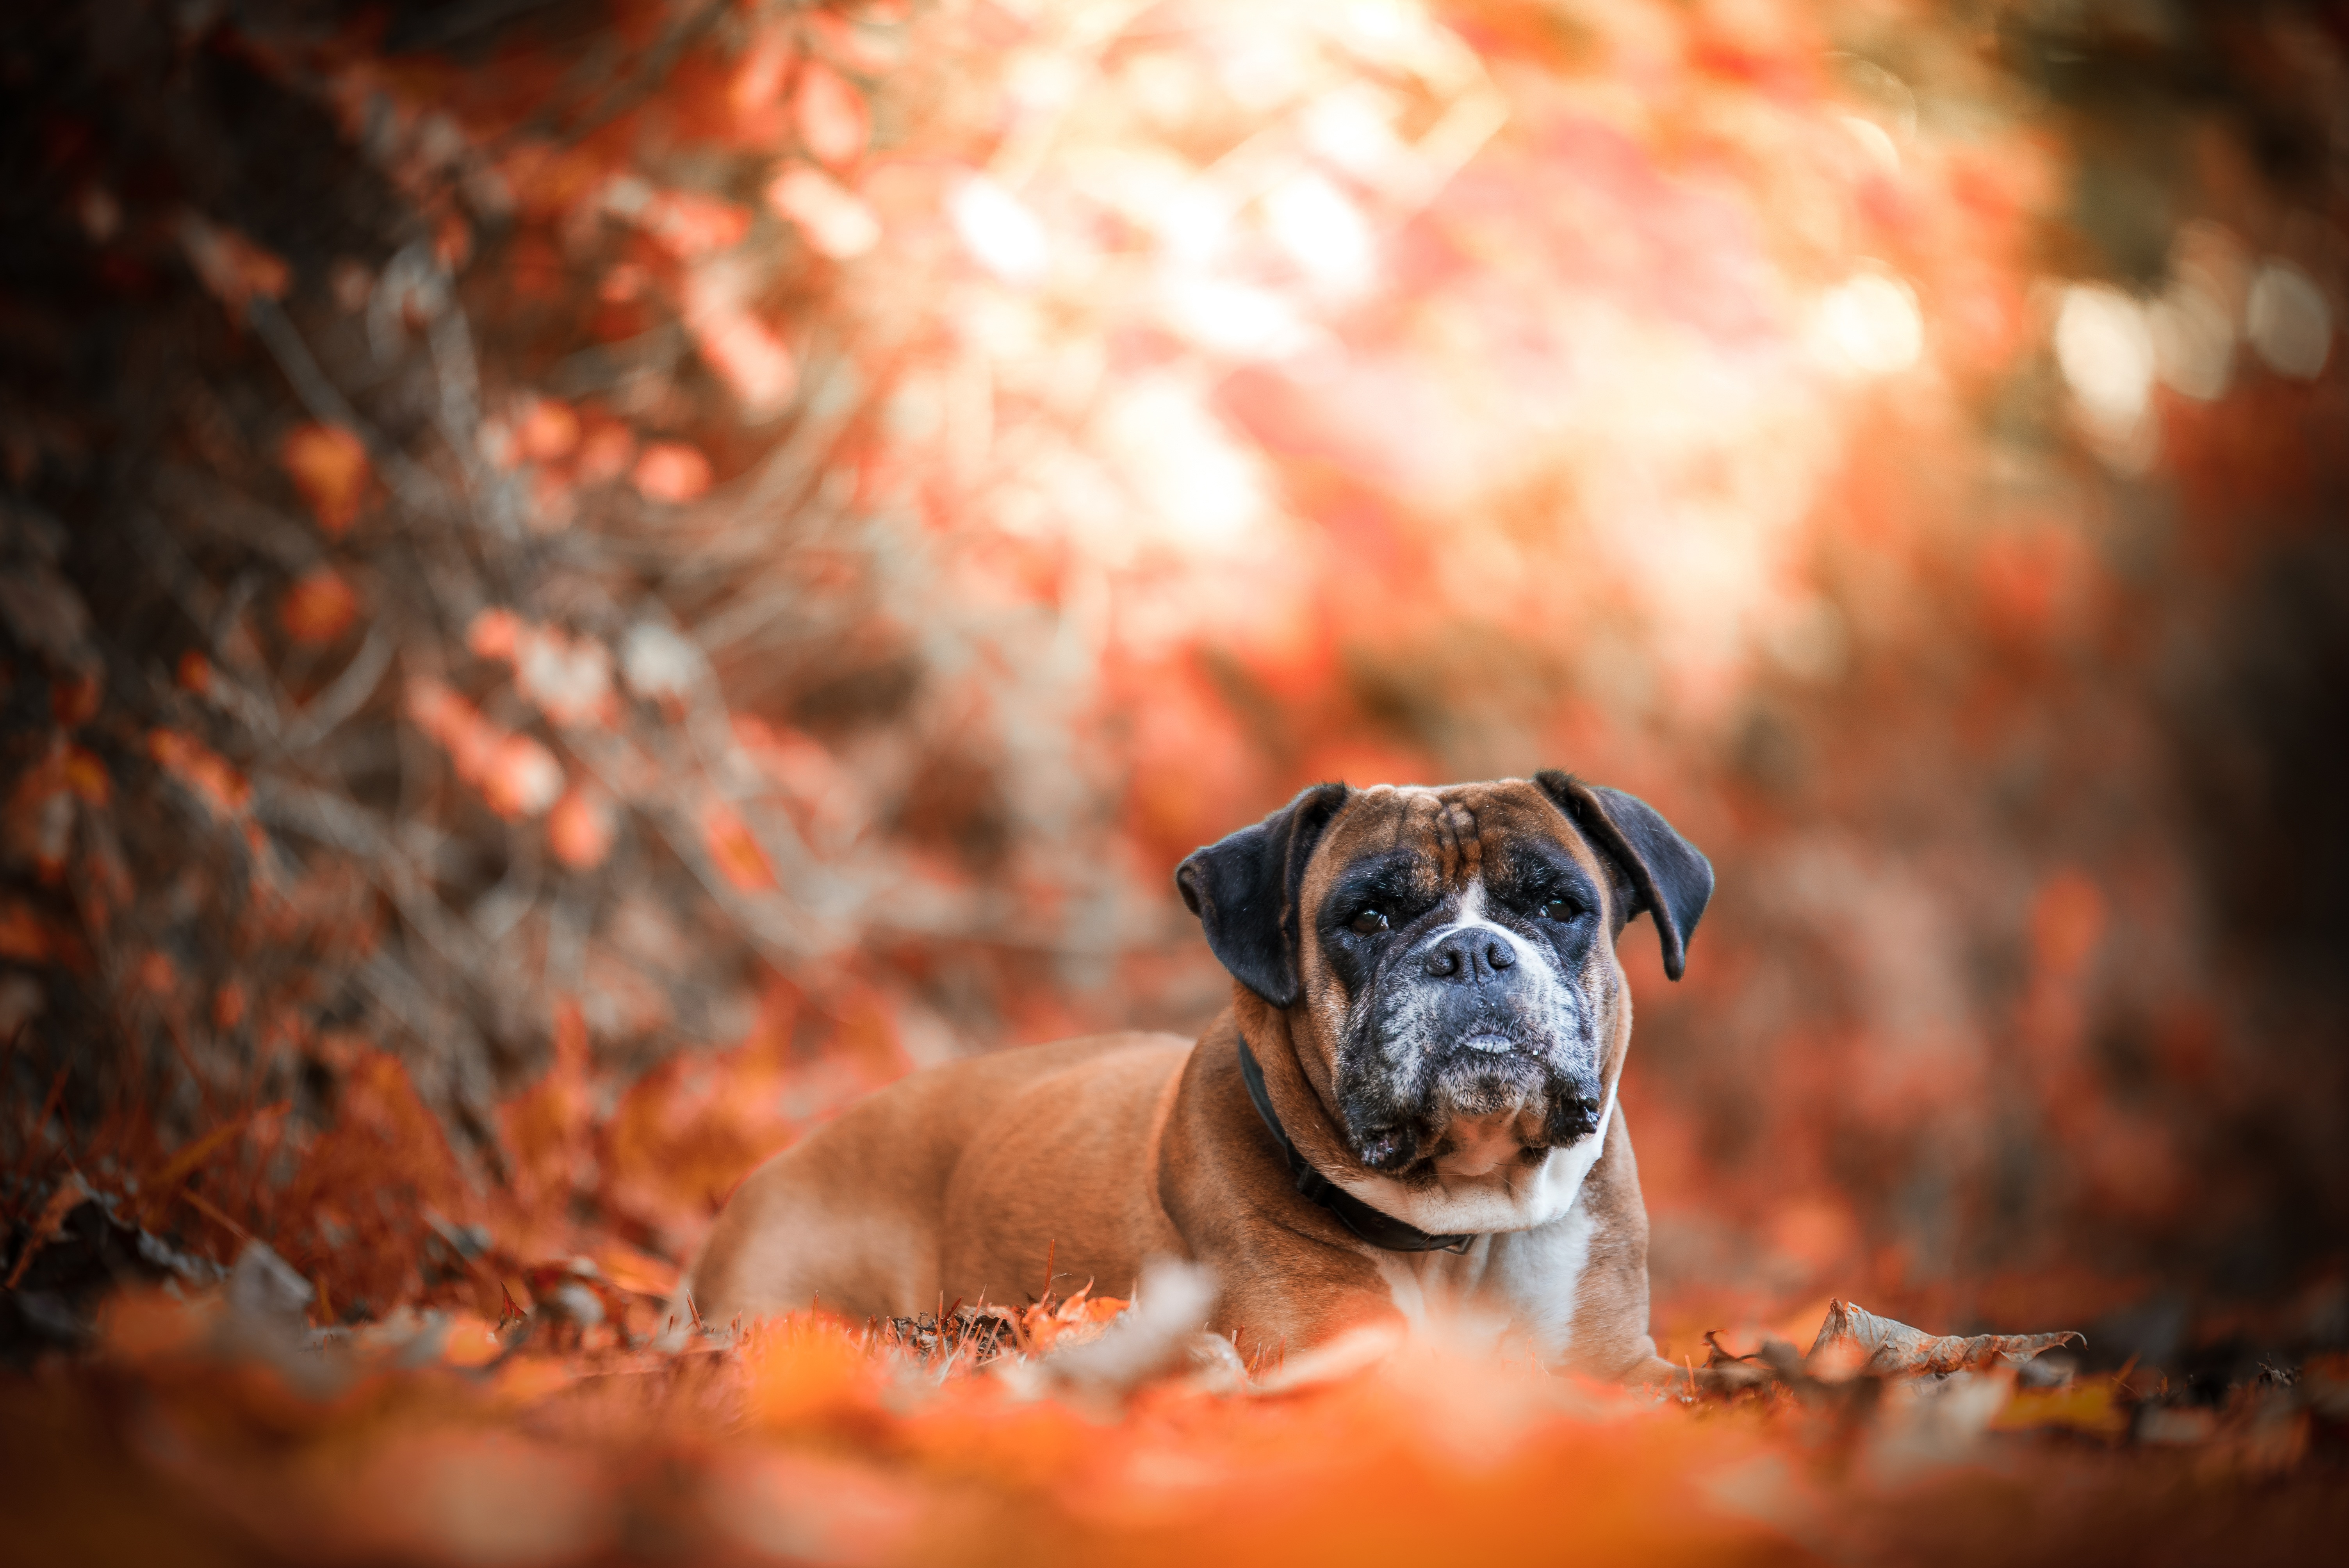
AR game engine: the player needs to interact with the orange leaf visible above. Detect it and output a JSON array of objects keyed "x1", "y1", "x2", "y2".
[
  {"x1": 500, "y1": 999, "x2": 595, "y2": 1215},
  {"x1": 147, "y1": 728, "x2": 251, "y2": 818},
  {"x1": 748, "y1": 1315, "x2": 878, "y2": 1428},
  {"x1": 702, "y1": 802, "x2": 776, "y2": 891},
  {"x1": 0, "y1": 900, "x2": 52, "y2": 964},
  {"x1": 634, "y1": 442, "x2": 712, "y2": 504},
  {"x1": 61, "y1": 745, "x2": 109, "y2": 807},
  {"x1": 281, "y1": 423, "x2": 371, "y2": 536},
  {"x1": 468, "y1": 607, "x2": 522, "y2": 660},
  {"x1": 405, "y1": 677, "x2": 501, "y2": 783},
  {"x1": 438, "y1": 1312, "x2": 507, "y2": 1368},
  {"x1": 734, "y1": 28, "x2": 794, "y2": 108},
  {"x1": 1992, "y1": 1377, "x2": 2129, "y2": 1437},
  {"x1": 631, "y1": 188, "x2": 753, "y2": 258},
  {"x1": 405, "y1": 679, "x2": 562, "y2": 817},
  {"x1": 683, "y1": 289, "x2": 799, "y2": 415},
  {"x1": 793, "y1": 62, "x2": 868, "y2": 167},
  {"x1": 434, "y1": 1314, "x2": 507, "y2": 1370},
  {"x1": 519, "y1": 398, "x2": 580, "y2": 462},
  {"x1": 576, "y1": 422, "x2": 635, "y2": 483},
  {"x1": 279, "y1": 567, "x2": 360, "y2": 644},
  {"x1": 593, "y1": 1243, "x2": 680, "y2": 1299},
  {"x1": 50, "y1": 671, "x2": 101, "y2": 727},
  {"x1": 480, "y1": 734, "x2": 564, "y2": 819},
  {"x1": 547, "y1": 784, "x2": 616, "y2": 870}
]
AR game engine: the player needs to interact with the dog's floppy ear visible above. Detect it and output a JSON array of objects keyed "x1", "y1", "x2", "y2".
[
  {"x1": 1175, "y1": 782, "x2": 1352, "y2": 1009},
  {"x1": 1535, "y1": 771, "x2": 1713, "y2": 981}
]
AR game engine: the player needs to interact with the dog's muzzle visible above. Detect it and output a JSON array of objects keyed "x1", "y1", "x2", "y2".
[{"x1": 1420, "y1": 925, "x2": 1602, "y2": 1139}]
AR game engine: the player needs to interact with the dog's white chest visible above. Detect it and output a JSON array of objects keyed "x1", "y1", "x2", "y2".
[
  {"x1": 1370, "y1": 1196, "x2": 1597, "y2": 1363},
  {"x1": 1485, "y1": 1199, "x2": 1597, "y2": 1360}
]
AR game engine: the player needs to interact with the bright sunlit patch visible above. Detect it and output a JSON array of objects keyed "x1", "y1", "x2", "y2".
[
  {"x1": 1813, "y1": 270, "x2": 1924, "y2": 376},
  {"x1": 2152, "y1": 221, "x2": 2247, "y2": 401},
  {"x1": 2148, "y1": 281, "x2": 2233, "y2": 402},
  {"x1": 2246, "y1": 258, "x2": 2333, "y2": 381},
  {"x1": 2054, "y1": 283, "x2": 2157, "y2": 430},
  {"x1": 766, "y1": 165, "x2": 880, "y2": 259},
  {"x1": 1301, "y1": 84, "x2": 1411, "y2": 184},
  {"x1": 1158, "y1": 275, "x2": 1316, "y2": 359},
  {"x1": 1263, "y1": 173, "x2": 1376, "y2": 296},
  {"x1": 1095, "y1": 376, "x2": 1265, "y2": 550},
  {"x1": 1837, "y1": 114, "x2": 1900, "y2": 175},
  {"x1": 683, "y1": 259, "x2": 798, "y2": 417},
  {"x1": 949, "y1": 175, "x2": 1050, "y2": 285}
]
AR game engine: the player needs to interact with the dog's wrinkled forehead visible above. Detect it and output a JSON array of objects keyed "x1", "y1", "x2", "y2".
[{"x1": 1303, "y1": 781, "x2": 1615, "y2": 913}]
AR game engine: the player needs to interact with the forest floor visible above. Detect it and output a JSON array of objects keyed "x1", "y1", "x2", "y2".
[{"x1": 4, "y1": 1043, "x2": 2345, "y2": 1568}]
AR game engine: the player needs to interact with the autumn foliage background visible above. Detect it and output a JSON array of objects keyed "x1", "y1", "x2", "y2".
[{"x1": 4, "y1": 0, "x2": 2348, "y2": 1562}]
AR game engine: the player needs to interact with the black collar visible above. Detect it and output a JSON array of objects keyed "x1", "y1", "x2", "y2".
[{"x1": 1234, "y1": 1035, "x2": 1477, "y2": 1254}]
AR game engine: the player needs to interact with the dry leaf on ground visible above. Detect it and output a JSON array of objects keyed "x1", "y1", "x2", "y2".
[{"x1": 1805, "y1": 1298, "x2": 2083, "y2": 1380}]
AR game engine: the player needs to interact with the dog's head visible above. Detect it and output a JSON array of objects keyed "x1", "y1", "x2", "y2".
[{"x1": 1177, "y1": 775, "x2": 1710, "y2": 1189}]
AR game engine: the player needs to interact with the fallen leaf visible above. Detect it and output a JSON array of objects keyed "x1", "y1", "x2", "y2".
[
  {"x1": 1806, "y1": 1298, "x2": 2083, "y2": 1380},
  {"x1": 437, "y1": 1312, "x2": 507, "y2": 1368},
  {"x1": 592, "y1": 1243, "x2": 679, "y2": 1299},
  {"x1": 1992, "y1": 1377, "x2": 2129, "y2": 1437}
]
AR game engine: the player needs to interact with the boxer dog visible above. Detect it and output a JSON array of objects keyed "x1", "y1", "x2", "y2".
[{"x1": 685, "y1": 772, "x2": 1710, "y2": 1379}]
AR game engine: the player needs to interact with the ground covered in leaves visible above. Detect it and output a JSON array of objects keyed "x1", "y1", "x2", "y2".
[{"x1": 7, "y1": 1056, "x2": 2349, "y2": 1566}]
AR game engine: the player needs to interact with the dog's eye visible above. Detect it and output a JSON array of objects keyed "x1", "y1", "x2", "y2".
[
  {"x1": 1539, "y1": 897, "x2": 1581, "y2": 922},
  {"x1": 1348, "y1": 907, "x2": 1391, "y2": 935}
]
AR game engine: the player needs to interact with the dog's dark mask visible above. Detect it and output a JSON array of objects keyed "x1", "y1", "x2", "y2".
[{"x1": 1177, "y1": 774, "x2": 1712, "y2": 1181}]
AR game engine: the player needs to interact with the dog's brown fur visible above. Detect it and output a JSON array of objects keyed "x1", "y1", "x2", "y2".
[{"x1": 688, "y1": 779, "x2": 1687, "y2": 1376}]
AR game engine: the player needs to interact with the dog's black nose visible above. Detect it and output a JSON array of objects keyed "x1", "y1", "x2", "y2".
[
  {"x1": 1423, "y1": 930, "x2": 1517, "y2": 984},
  {"x1": 1549, "y1": 1092, "x2": 1603, "y2": 1142}
]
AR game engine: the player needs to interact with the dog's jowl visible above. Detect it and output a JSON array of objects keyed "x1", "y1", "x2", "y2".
[{"x1": 686, "y1": 773, "x2": 1711, "y2": 1378}]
